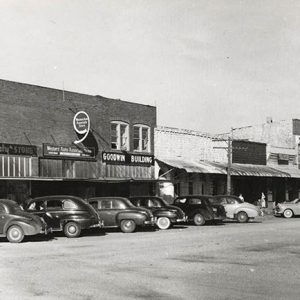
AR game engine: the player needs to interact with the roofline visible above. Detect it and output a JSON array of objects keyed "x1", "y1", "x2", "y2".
[{"x1": 0, "y1": 78, "x2": 156, "y2": 109}]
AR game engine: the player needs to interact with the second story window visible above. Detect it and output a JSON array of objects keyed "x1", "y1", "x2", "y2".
[
  {"x1": 133, "y1": 124, "x2": 150, "y2": 152},
  {"x1": 111, "y1": 121, "x2": 129, "y2": 151}
]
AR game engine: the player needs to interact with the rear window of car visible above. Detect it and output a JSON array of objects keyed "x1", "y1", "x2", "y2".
[
  {"x1": 112, "y1": 200, "x2": 127, "y2": 209},
  {"x1": 189, "y1": 198, "x2": 203, "y2": 205},
  {"x1": 63, "y1": 200, "x2": 78, "y2": 209}
]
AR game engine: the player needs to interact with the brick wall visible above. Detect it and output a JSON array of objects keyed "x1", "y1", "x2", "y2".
[
  {"x1": 230, "y1": 120, "x2": 295, "y2": 148},
  {"x1": 155, "y1": 126, "x2": 227, "y2": 162},
  {"x1": 0, "y1": 79, "x2": 156, "y2": 157}
]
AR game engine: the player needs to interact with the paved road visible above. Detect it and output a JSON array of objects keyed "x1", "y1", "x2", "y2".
[{"x1": 0, "y1": 216, "x2": 299, "y2": 300}]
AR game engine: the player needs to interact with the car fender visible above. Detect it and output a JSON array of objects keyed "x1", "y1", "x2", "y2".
[
  {"x1": 4, "y1": 220, "x2": 41, "y2": 236},
  {"x1": 154, "y1": 210, "x2": 177, "y2": 219},
  {"x1": 116, "y1": 212, "x2": 147, "y2": 226}
]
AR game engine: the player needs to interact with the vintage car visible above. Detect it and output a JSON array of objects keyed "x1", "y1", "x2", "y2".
[
  {"x1": 23, "y1": 195, "x2": 101, "y2": 238},
  {"x1": 173, "y1": 195, "x2": 226, "y2": 226},
  {"x1": 211, "y1": 195, "x2": 263, "y2": 223},
  {"x1": 275, "y1": 198, "x2": 300, "y2": 218},
  {"x1": 88, "y1": 197, "x2": 155, "y2": 233},
  {"x1": 129, "y1": 196, "x2": 187, "y2": 230},
  {"x1": 0, "y1": 199, "x2": 48, "y2": 243}
]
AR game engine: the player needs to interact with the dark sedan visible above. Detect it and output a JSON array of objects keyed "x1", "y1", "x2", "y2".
[
  {"x1": 24, "y1": 195, "x2": 101, "y2": 238},
  {"x1": 173, "y1": 195, "x2": 226, "y2": 226},
  {"x1": 129, "y1": 196, "x2": 187, "y2": 230},
  {"x1": 88, "y1": 197, "x2": 155, "y2": 233},
  {"x1": 0, "y1": 199, "x2": 48, "y2": 243}
]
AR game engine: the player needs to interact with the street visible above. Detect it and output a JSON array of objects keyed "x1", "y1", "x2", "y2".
[{"x1": 0, "y1": 216, "x2": 299, "y2": 300}]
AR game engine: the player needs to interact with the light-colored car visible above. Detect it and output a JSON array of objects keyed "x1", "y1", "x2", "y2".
[
  {"x1": 275, "y1": 198, "x2": 300, "y2": 218},
  {"x1": 211, "y1": 195, "x2": 263, "y2": 223}
]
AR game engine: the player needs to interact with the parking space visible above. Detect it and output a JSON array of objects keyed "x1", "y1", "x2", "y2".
[{"x1": 0, "y1": 216, "x2": 299, "y2": 300}]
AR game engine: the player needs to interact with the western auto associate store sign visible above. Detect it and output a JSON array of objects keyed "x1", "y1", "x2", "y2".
[
  {"x1": 43, "y1": 144, "x2": 95, "y2": 160},
  {"x1": 102, "y1": 152, "x2": 154, "y2": 166}
]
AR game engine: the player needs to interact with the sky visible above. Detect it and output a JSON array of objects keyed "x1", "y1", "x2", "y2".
[{"x1": 1, "y1": 0, "x2": 300, "y2": 133}]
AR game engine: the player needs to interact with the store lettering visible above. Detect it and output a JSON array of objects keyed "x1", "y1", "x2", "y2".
[
  {"x1": 131, "y1": 155, "x2": 153, "y2": 164},
  {"x1": 103, "y1": 152, "x2": 126, "y2": 162}
]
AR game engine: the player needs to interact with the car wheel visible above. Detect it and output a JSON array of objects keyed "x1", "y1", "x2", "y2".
[
  {"x1": 283, "y1": 209, "x2": 293, "y2": 218},
  {"x1": 7, "y1": 225, "x2": 24, "y2": 243},
  {"x1": 156, "y1": 217, "x2": 171, "y2": 230},
  {"x1": 120, "y1": 220, "x2": 136, "y2": 233},
  {"x1": 237, "y1": 211, "x2": 249, "y2": 223},
  {"x1": 64, "y1": 222, "x2": 81, "y2": 238},
  {"x1": 193, "y1": 213, "x2": 205, "y2": 226}
]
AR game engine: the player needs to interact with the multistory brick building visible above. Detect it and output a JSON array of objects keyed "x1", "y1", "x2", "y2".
[{"x1": 0, "y1": 79, "x2": 156, "y2": 203}]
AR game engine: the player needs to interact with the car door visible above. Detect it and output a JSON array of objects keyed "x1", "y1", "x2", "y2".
[
  {"x1": 45, "y1": 199, "x2": 64, "y2": 230},
  {"x1": 0, "y1": 203, "x2": 8, "y2": 234},
  {"x1": 174, "y1": 198, "x2": 188, "y2": 215},
  {"x1": 97, "y1": 199, "x2": 119, "y2": 227}
]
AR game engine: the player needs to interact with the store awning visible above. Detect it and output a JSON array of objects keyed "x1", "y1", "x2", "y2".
[
  {"x1": 269, "y1": 165, "x2": 300, "y2": 178},
  {"x1": 157, "y1": 158, "x2": 290, "y2": 178}
]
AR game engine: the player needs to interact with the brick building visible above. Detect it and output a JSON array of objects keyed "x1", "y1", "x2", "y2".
[
  {"x1": 155, "y1": 126, "x2": 292, "y2": 204},
  {"x1": 228, "y1": 118, "x2": 300, "y2": 202},
  {"x1": 0, "y1": 79, "x2": 156, "y2": 203}
]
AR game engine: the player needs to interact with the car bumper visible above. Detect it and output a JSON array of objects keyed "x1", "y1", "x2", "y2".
[
  {"x1": 144, "y1": 217, "x2": 156, "y2": 226},
  {"x1": 174, "y1": 216, "x2": 188, "y2": 223},
  {"x1": 89, "y1": 220, "x2": 104, "y2": 228}
]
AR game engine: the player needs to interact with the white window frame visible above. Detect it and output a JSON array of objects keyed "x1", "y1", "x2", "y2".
[
  {"x1": 133, "y1": 124, "x2": 151, "y2": 153},
  {"x1": 110, "y1": 121, "x2": 129, "y2": 151}
]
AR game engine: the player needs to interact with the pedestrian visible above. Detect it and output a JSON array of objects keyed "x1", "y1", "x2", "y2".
[
  {"x1": 238, "y1": 193, "x2": 244, "y2": 202},
  {"x1": 260, "y1": 192, "x2": 266, "y2": 209}
]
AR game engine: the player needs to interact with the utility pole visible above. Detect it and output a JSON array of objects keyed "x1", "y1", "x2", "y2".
[{"x1": 226, "y1": 135, "x2": 232, "y2": 195}]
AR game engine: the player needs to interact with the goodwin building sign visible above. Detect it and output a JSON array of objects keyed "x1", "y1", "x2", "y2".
[
  {"x1": 102, "y1": 151, "x2": 154, "y2": 166},
  {"x1": 43, "y1": 144, "x2": 95, "y2": 160}
]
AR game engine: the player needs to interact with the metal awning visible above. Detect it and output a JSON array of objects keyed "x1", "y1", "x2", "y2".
[
  {"x1": 157, "y1": 158, "x2": 290, "y2": 178},
  {"x1": 269, "y1": 165, "x2": 300, "y2": 178}
]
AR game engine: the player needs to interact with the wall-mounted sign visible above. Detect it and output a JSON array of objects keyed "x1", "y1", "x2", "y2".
[
  {"x1": 43, "y1": 144, "x2": 95, "y2": 160},
  {"x1": 102, "y1": 151, "x2": 154, "y2": 166},
  {"x1": 0, "y1": 143, "x2": 37, "y2": 156},
  {"x1": 73, "y1": 111, "x2": 90, "y2": 144}
]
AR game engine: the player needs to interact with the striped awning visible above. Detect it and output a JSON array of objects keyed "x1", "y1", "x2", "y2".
[{"x1": 157, "y1": 158, "x2": 290, "y2": 178}]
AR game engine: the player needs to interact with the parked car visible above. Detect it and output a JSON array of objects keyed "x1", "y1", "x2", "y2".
[
  {"x1": 23, "y1": 195, "x2": 101, "y2": 238},
  {"x1": 173, "y1": 195, "x2": 226, "y2": 226},
  {"x1": 0, "y1": 199, "x2": 48, "y2": 243},
  {"x1": 87, "y1": 197, "x2": 155, "y2": 233},
  {"x1": 211, "y1": 195, "x2": 263, "y2": 223},
  {"x1": 275, "y1": 198, "x2": 300, "y2": 218},
  {"x1": 128, "y1": 196, "x2": 187, "y2": 230}
]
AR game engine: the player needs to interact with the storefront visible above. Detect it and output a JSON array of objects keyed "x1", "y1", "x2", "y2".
[{"x1": 0, "y1": 79, "x2": 157, "y2": 202}]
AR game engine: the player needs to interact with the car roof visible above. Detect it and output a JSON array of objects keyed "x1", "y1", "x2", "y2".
[
  {"x1": 129, "y1": 196, "x2": 162, "y2": 199},
  {"x1": 88, "y1": 197, "x2": 130, "y2": 202},
  {"x1": 175, "y1": 195, "x2": 212, "y2": 199},
  {"x1": 26, "y1": 195, "x2": 85, "y2": 204}
]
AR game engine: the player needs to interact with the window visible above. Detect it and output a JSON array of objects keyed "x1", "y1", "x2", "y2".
[
  {"x1": 111, "y1": 121, "x2": 129, "y2": 150},
  {"x1": 0, "y1": 204, "x2": 6, "y2": 213},
  {"x1": 47, "y1": 200, "x2": 63, "y2": 210},
  {"x1": 63, "y1": 200, "x2": 78, "y2": 210},
  {"x1": 133, "y1": 125, "x2": 150, "y2": 152},
  {"x1": 112, "y1": 200, "x2": 127, "y2": 209},
  {"x1": 100, "y1": 200, "x2": 112, "y2": 209}
]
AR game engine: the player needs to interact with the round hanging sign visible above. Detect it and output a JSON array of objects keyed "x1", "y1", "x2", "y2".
[{"x1": 73, "y1": 111, "x2": 90, "y2": 144}]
